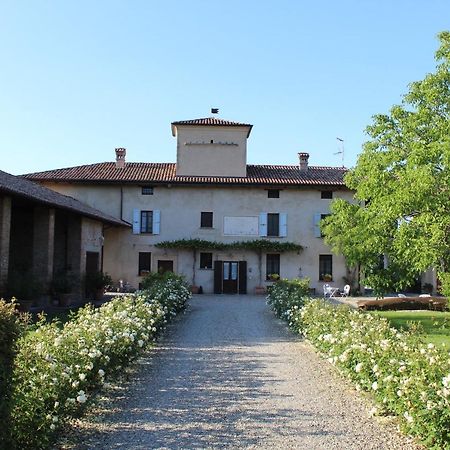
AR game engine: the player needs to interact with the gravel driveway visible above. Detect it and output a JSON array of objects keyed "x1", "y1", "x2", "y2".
[{"x1": 62, "y1": 295, "x2": 420, "y2": 449}]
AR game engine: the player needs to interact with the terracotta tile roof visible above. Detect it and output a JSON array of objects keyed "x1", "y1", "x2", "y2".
[
  {"x1": 171, "y1": 117, "x2": 253, "y2": 137},
  {"x1": 23, "y1": 162, "x2": 348, "y2": 187},
  {"x1": 172, "y1": 117, "x2": 252, "y2": 127},
  {"x1": 0, "y1": 170, "x2": 129, "y2": 227}
]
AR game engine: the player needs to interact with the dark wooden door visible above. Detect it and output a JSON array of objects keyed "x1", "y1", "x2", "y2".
[
  {"x1": 157, "y1": 260, "x2": 174, "y2": 274},
  {"x1": 214, "y1": 260, "x2": 223, "y2": 294},
  {"x1": 238, "y1": 261, "x2": 247, "y2": 294},
  {"x1": 223, "y1": 261, "x2": 238, "y2": 294},
  {"x1": 86, "y1": 252, "x2": 99, "y2": 274}
]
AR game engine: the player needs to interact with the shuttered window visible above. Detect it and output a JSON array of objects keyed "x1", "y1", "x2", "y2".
[
  {"x1": 141, "y1": 211, "x2": 153, "y2": 233},
  {"x1": 132, "y1": 209, "x2": 161, "y2": 235},
  {"x1": 267, "y1": 213, "x2": 279, "y2": 236}
]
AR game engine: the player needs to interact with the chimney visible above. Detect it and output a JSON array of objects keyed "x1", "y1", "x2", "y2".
[
  {"x1": 298, "y1": 152, "x2": 309, "y2": 171},
  {"x1": 115, "y1": 148, "x2": 126, "y2": 169}
]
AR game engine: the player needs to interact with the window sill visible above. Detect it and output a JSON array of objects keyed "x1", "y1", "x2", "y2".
[
  {"x1": 199, "y1": 267, "x2": 213, "y2": 271},
  {"x1": 200, "y1": 227, "x2": 214, "y2": 230}
]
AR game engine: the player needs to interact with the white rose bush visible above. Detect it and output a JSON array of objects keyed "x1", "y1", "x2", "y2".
[
  {"x1": 6, "y1": 274, "x2": 190, "y2": 449},
  {"x1": 267, "y1": 281, "x2": 450, "y2": 449}
]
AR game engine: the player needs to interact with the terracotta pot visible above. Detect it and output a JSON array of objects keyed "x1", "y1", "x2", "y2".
[
  {"x1": 255, "y1": 286, "x2": 266, "y2": 295},
  {"x1": 59, "y1": 293, "x2": 72, "y2": 307},
  {"x1": 94, "y1": 288, "x2": 105, "y2": 301},
  {"x1": 191, "y1": 285, "x2": 200, "y2": 294}
]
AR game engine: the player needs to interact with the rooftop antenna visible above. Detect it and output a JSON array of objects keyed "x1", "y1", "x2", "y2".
[
  {"x1": 211, "y1": 108, "x2": 219, "y2": 114},
  {"x1": 334, "y1": 137, "x2": 345, "y2": 167}
]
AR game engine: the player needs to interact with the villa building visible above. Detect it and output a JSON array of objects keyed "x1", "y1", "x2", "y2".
[{"x1": 24, "y1": 117, "x2": 354, "y2": 294}]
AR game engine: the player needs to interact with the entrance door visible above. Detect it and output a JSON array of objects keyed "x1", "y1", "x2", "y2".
[
  {"x1": 214, "y1": 260, "x2": 247, "y2": 294},
  {"x1": 223, "y1": 261, "x2": 238, "y2": 294},
  {"x1": 157, "y1": 260, "x2": 174, "y2": 274},
  {"x1": 86, "y1": 251, "x2": 99, "y2": 274}
]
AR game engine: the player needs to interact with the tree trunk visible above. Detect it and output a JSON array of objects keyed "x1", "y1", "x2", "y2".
[
  {"x1": 192, "y1": 249, "x2": 197, "y2": 286},
  {"x1": 258, "y1": 250, "x2": 263, "y2": 286}
]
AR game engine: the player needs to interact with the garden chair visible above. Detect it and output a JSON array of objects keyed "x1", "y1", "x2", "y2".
[
  {"x1": 340, "y1": 284, "x2": 350, "y2": 297},
  {"x1": 323, "y1": 284, "x2": 330, "y2": 298}
]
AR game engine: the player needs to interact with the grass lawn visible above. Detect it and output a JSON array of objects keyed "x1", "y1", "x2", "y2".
[{"x1": 373, "y1": 310, "x2": 450, "y2": 349}]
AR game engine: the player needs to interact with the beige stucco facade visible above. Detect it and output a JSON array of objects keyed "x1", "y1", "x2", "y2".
[
  {"x1": 174, "y1": 124, "x2": 250, "y2": 177},
  {"x1": 40, "y1": 181, "x2": 354, "y2": 294}
]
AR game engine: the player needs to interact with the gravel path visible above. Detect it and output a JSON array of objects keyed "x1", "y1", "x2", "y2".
[{"x1": 62, "y1": 295, "x2": 421, "y2": 449}]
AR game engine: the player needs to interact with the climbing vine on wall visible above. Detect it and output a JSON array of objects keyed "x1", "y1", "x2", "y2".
[{"x1": 155, "y1": 238, "x2": 302, "y2": 253}]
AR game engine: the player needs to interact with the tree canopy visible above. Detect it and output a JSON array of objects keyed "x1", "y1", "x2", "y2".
[{"x1": 322, "y1": 32, "x2": 450, "y2": 296}]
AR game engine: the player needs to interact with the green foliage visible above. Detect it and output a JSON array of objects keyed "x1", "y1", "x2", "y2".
[
  {"x1": 285, "y1": 300, "x2": 450, "y2": 448},
  {"x1": 8, "y1": 282, "x2": 190, "y2": 449},
  {"x1": 50, "y1": 271, "x2": 76, "y2": 295},
  {"x1": 374, "y1": 310, "x2": 450, "y2": 349},
  {"x1": 155, "y1": 238, "x2": 302, "y2": 253},
  {"x1": 0, "y1": 300, "x2": 28, "y2": 448},
  {"x1": 84, "y1": 271, "x2": 113, "y2": 291},
  {"x1": 266, "y1": 278, "x2": 311, "y2": 320},
  {"x1": 322, "y1": 32, "x2": 450, "y2": 296},
  {"x1": 155, "y1": 238, "x2": 225, "y2": 250}
]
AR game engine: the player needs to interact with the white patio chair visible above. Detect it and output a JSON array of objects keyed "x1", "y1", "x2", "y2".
[
  {"x1": 323, "y1": 284, "x2": 330, "y2": 298},
  {"x1": 340, "y1": 284, "x2": 350, "y2": 297}
]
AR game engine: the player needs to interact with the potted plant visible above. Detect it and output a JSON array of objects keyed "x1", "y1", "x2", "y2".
[
  {"x1": 268, "y1": 273, "x2": 280, "y2": 282},
  {"x1": 51, "y1": 272, "x2": 75, "y2": 306},
  {"x1": 322, "y1": 274, "x2": 332, "y2": 282},
  {"x1": 85, "y1": 271, "x2": 112, "y2": 301}
]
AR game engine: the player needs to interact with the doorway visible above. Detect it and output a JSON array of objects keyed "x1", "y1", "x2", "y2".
[
  {"x1": 157, "y1": 260, "x2": 174, "y2": 274},
  {"x1": 214, "y1": 261, "x2": 247, "y2": 294},
  {"x1": 86, "y1": 251, "x2": 100, "y2": 274},
  {"x1": 223, "y1": 261, "x2": 238, "y2": 294}
]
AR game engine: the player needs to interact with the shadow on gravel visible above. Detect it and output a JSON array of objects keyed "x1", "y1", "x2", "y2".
[
  {"x1": 63, "y1": 296, "x2": 345, "y2": 449},
  {"x1": 75, "y1": 345, "x2": 343, "y2": 449}
]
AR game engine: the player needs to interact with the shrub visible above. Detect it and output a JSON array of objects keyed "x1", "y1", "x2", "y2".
[
  {"x1": 266, "y1": 278, "x2": 310, "y2": 320},
  {"x1": 286, "y1": 300, "x2": 450, "y2": 449},
  {"x1": 0, "y1": 299, "x2": 28, "y2": 448},
  {"x1": 9, "y1": 282, "x2": 190, "y2": 449},
  {"x1": 141, "y1": 272, "x2": 191, "y2": 314}
]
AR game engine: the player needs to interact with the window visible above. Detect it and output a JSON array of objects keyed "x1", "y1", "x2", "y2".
[
  {"x1": 141, "y1": 186, "x2": 154, "y2": 195},
  {"x1": 138, "y1": 252, "x2": 151, "y2": 275},
  {"x1": 267, "y1": 213, "x2": 280, "y2": 237},
  {"x1": 267, "y1": 189, "x2": 280, "y2": 198},
  {"x1": 319, "y1": 254, "x2": 333, "y2": 280},
  {"x1": 140, "y1": 211, "x2": 153, "y2": 233},
  {"x1": 201, "y1": 211, "x2": 213, "y2": 228},
  {"x1": 200, "y1": 252, "x2": 213, "y2": 269},
  {"x1": 266, "y1": 254, "x2": 280, "y2": 280},
  {"x1": 133, "y1": 209, "x2": 160, "y2": 235},
  {"x1": 321, "y1": 191, "x2": 333, "y2": 199}
]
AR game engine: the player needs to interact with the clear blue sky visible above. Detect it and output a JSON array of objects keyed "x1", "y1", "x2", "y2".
[{"x1": 1, "y1": 0, "x2": 449, "y2": 175}]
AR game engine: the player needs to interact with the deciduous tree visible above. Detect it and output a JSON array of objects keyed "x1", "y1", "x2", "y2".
[{"x1": 322, "y1": 31, "x2": 450, "y2": 296}]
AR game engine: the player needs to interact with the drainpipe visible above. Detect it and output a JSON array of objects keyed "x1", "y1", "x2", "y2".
[{"x1": 120, "y1": 186, "x2": 124, "y2": 221}]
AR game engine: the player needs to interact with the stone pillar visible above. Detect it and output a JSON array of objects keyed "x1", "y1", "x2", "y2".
[
  {"x1": 67, "y1": 215, "x2": 83, "y2": 300},
  {"x1": 32, "y1": 207, "x2": 55, "y2": 289},
  {"x1": 0, "y1": 196, "x2": 12, "y2": 295}
]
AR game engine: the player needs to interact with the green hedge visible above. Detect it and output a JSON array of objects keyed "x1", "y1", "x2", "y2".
[
  {"x1": 8, "y1": 277, "x2": 191, "y2": 449},
  {"x1": 267, "y1": 285, "x2": 450, "y2": 449}
]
